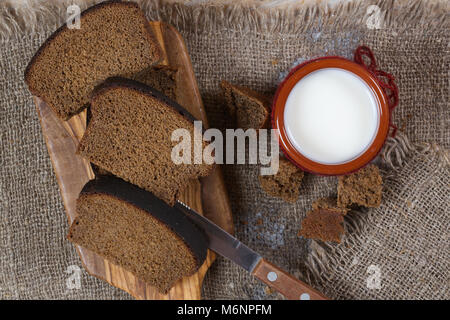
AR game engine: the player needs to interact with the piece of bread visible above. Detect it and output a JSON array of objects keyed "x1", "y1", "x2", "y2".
[
  {"x1": 299, "y1": 197, "x2": 348, "y2": 243},
  {"x1": 67, "y1": 176, "x2": 208, "y2": 294},
  {"x1": 88, "y1": 66, "x2": 179, "y2": 178},
  {"x1": 133, "y1": 66, "x2": 178, "y2": 101},
  {"x1": 77, "y1": 77, "x2": 213, "y2": 206},
  {"x1": 24, "y1": 1, "x2": 161, "y2": 120},
  {"x1": 220, "y1": 80, "x2": 271, "y2": 130},
  {"x1": 258, "y1": 158, "x2": 304, "y2": 203},
  {"x1": 298, "y1": 208, "x2": 345, "y2": 243},
  {"x1": 337, "y1": 164, "x2": 383, "y2": 208}
]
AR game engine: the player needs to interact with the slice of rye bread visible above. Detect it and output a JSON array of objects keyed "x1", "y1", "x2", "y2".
[
  {"x1": 337, "y1": 164, "x2": 383, "y2": 208},
  {"x1": 220, "y1": 80, "x2": 272, "y2": 130},
  {"x1": 298, "y1": 208, "x2": 345, "y2": 243},
  {"x1": 67, "y1": 176, "x2": 208, "y2": 294},
  {"x1": 87, "y1": 66, "x2": 179, "y2": 177},
  {"x1": 258, "y1": 158, "x2": 304, "y2": 203},
  {"x1": 24, "y1": 1, "x2": 161, "y2": 120},
  {"x1": 77, "y1": 77, "x2": 213, "y2": 206}
]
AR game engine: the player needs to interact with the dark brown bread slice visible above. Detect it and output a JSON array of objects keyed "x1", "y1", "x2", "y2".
[
  {"x1": 258, "y1": 158, "x2": 304, "y2": 203},
  {"x1": 77, "y1": 77, "x2": 213, "y2": 206},
  {"x1": 24, "y1": 1, "x2": 161, "y2": 120},
  {"x1": 298, "y1": 208, "x2": 345, "y2": 243},
  {"x1": 337, "y1": 164, "x2": 383, "y2": 208},
  {"x1": 220, "y1": 80, "x2": 271, "y2": 130},
  {"x1": 88, "y1": 66, "x2": 179, "y2": 177},
  {"x1": 133, "y1": 66, "x2": 178, "y2": 101},
  {"x1": 67, "y1": 176, "x2": 208, "y2": 294}
]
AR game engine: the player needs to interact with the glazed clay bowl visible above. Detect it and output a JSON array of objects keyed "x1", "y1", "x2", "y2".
[{"x1": 272, "y1": 57, "x2": 390, "y2": 175}]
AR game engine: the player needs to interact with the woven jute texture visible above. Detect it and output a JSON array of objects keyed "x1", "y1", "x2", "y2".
[
  {"x1": 305, "y1": 136, "x2": 450, "y2": 300},
  {"x1": 0, "y1": 0, "x2": 448, "y2": 299}
]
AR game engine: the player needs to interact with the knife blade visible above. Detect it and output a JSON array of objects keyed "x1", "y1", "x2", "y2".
[
  {"x1": 175, "y1": 200, "x2": 262, "y2": 273},
  {"x1": 175, "y1": 200, "x2": 329, "y2": 300}
]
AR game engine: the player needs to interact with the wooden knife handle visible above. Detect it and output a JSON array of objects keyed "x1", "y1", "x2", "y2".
[{"x1": 252, "y1": 259, "x2": 329, "y2": 300}]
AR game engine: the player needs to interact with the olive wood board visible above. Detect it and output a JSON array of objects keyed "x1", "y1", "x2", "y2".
[{"x1": 34, "y1": 21, "x2": 234, "y2": 300}]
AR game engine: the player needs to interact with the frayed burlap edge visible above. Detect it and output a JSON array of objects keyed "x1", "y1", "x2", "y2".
[
  {"x1": 302, "y1": 132, "x2": 450, "y2": 289},
  {"x1": 1, "y1": 0, "x2": 448, "y2": 42}
]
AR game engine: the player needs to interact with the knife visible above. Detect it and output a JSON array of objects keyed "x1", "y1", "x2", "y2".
[{"x1": 175, "y1": 201, "x2": 329, "y2": 300}]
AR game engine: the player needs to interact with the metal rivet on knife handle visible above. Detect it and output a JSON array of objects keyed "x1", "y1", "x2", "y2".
[
  {"x1": 267, "y1": 271, "x2": 278, "y2": 282},
  {"x1": 300, "y1": 293, "x2": 311, "y2": 300},
  {"x1": 252, "y1": 259, "x2": 329, "y2": 300}
]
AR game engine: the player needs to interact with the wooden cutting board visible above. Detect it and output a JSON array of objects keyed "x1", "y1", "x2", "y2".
[{"x1": 34, "y1": 22, "x2": 234, "y2": 300}]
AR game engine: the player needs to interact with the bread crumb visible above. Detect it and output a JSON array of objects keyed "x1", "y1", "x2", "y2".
[
  {"x1": 298, "y1": 208, "x2": 345, "y2": 243},
  {"x1": 265, "y1": 286, "x2": 275, "y2": 295},
  {"x1": 259, "y1": 158, "x2": 304, "y2": 203},
  {"x1": 337, "y1": 165, "x2": 383, "y2": 208}
]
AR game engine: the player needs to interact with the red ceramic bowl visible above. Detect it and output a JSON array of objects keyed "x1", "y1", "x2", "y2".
[{"x1": 272, "y1": 57, "x2": 390, "y2": 175}]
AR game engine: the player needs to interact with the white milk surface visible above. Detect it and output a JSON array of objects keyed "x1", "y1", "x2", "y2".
[{"x1": 284, "y1": 68, "x2": 379, "y2": 164}]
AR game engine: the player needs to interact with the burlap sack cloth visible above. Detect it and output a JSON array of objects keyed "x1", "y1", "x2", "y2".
[{"x1": 0, "y1": 0, "x2": 448, "y2": 299}]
